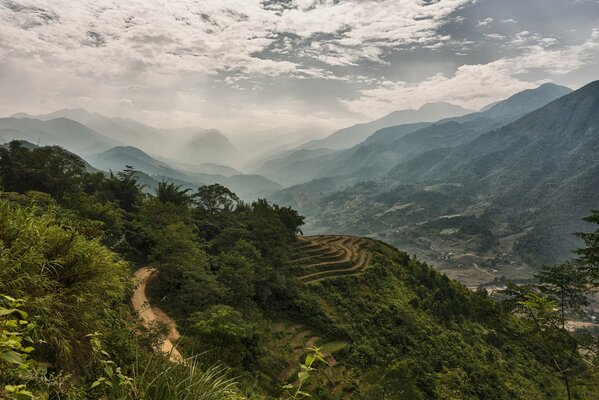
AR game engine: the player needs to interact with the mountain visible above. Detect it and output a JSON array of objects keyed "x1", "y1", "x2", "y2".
[
  {"x1": 258, "y1": 83, "x2": 572, "y2": 188},
  {"x1": 478, "y1": 83, "x2": 573, "y2": 122},
  {"x1": 0, "y1": 117, "x2": 119, "y2": 154},
  {"x1": 10, "y1": 109, "x2": 243, "y2": 167},
  {"x1": 384, "y1": 81, "x2": 598, "y2": 262},
  {"x1": 174, "y1": 129, "x2": 240, "y2": 167},
  {"x1": 268, "y1": 82, "x2": 589, "y2": 281},
  {"x1": 387, "y1": 82, "x2": 593, "y2": 186},
  {"x1": 156, "y1": 160, "x2": 241, "y2": 177},
  {"x1": 252, "y1": 148, "x2": 338, "y2": 186},
  {"x1": 88, "y1": 146, "x2": 188, "y2": 180},
  {"x1": 237, "y1": 125, "x2": 328, "y2": 165},
  {"x1": 87, "y1": 145, "x2": 281, "y2": 201},
  {"x1": 10, "y1": 109, "x2": 165, "y2": 153},
  {"x1": 301, "y1": 102, "x2": 473, "y2": 150}
]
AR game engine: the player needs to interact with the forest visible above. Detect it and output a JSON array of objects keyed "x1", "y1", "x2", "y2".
[{"x1": 1, "y1": 140, "x2": 599, "y2": 399}]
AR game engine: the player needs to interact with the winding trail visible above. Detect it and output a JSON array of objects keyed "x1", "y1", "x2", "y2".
[{"x1": 132, "y1": 267, "x2": 182, "y2": 362}]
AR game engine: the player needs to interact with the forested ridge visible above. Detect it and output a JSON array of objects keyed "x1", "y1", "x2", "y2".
[{"x1": 1, "y1": 140, "x2": 598, "y2": 399}]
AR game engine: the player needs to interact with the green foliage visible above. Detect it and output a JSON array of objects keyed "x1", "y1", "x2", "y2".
[
  {"x1": 0, "y1": 295, "x2": 35, "y2": 399},
  {"x1": 87, "y1": 332, "x2": 135, "y2": 397},
  {"x1": 576, "y1": 210, "x2": 599, "y2": 281},
  {"x1": 131, "y1": 353, "x2": 243, "y2": 400},
  {"x1": 0, "y1": 200, "x2": 132, "y2": 372},
  {"x1": 0, "y1": 141, "x2": 87, "y2": 201},
  {"x1": 3, "y1": 140, "x2": 597, "y2": 399},
  {"x1": 282, "y1": 347, "x2": 327, "y2": 400},
  {"x1": 156, "y1": 181, "x2": 192, "y2": 207},
  {"x1": 186, "y1": 305, "x2": 263, "y2": 369},
  {"x1": 508, "y1": 211, "x2": 599, "y2": 399},
  {"x1": 194, "y1": 184, "x2": 239, "y2": 213}
]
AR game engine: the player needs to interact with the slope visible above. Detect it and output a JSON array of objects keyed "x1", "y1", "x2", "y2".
[
  {"x1": 301, "y1": 102, "x2": 473, "y2": 150},
  {"x1": 87, "y1": 145, "x2": 281, "y2": 200},
  {"x1": 0, "y1": 117, "x2": 119, "y2": 154},
  {"x1": 260, "y1": 83, "x2": 571, "y2": 188}
]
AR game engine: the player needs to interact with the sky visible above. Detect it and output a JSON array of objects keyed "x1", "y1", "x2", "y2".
[{"x1": 0, "y1": 0, "x2": 598, "y2": 137}]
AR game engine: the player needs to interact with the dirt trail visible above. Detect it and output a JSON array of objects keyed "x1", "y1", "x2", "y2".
[{"x1": 132, "y1": 267, "x2": 182, "y2": 362}]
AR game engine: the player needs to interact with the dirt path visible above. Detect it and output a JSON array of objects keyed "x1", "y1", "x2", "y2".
[{"x1": 132, "y1": 267, "x2": 182, "y2": 362}]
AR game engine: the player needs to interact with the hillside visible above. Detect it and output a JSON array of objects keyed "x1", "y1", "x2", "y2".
[
  {"x1": 87, "y1": 145, "x2": 281, "y2": 200},
  {"x1": 259, "y1": 84, "x2": 571, "y2": 188},
  {"x1": 174, "y1": 129, "x2": 240, "y2": 167},
  {"x1": 270, "y1": 82, "x2": 594, "y2": 285},
  {"x1": 0, "y1": 117, "x2": 119, "y2": 154},
  {"x1": 301, "y1": 102, "x2": 472, "y2": 151},
  {"x1": 2, "y1": 141, "x2": 598, "y2": 399}
]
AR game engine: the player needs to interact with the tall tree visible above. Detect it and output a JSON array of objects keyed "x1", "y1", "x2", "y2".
[{"x1": 193, "y1": 184, "x2": 239, "y2": 213}]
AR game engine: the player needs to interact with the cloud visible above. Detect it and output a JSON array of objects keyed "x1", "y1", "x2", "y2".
[
  {"x1": 477, "y1": 17, "x2": 494, "y2": 27},
  {"x1": 0, "y1": 0, "x2": 597, "y2": 135},
  {"x1": 340, "y1": 29, "x2": 599, "y2": 117},
  {"x1": 0, "y1": 0, "x2": 472, "y2": 83}
]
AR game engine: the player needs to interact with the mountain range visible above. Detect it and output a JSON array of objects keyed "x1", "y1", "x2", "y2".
[
  {"x1": 256, "y1": 83, "x2": 572, "y2": 187},
  {"x1": 266, "y1": 81, "x2": 598, "y2": 286},
  {"x1": 300, "y1": 102, "x2": 473, "y2": 150}
]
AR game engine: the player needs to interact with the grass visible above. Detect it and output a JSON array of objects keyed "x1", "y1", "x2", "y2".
[{"x1": 131, "y1": 352, "x2": 243, "y2": 400}]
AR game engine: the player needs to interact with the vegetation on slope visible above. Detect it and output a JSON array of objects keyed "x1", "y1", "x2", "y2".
[{"x1": 1, "y1": 140, "x2": 598, "y2": 399}]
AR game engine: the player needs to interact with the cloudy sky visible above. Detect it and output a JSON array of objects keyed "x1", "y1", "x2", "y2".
[{"x1": 1, "y1": 0, "x2": 598, "y2": 137}]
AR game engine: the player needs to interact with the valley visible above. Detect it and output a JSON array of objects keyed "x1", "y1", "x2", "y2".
[{"x1": 2, "y1": 2, "x2": 599, "y2": 398}]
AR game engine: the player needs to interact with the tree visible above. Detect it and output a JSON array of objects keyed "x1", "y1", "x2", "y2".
[
  {"x1": 513, "y1": 210, "x2": 599, "y2": 399},
  {"x1": 155, "y1": 181, "x2": 192, "y2": 206},
  {"x1": 103, "y1": 167, "x2": 144, "y2": 212},
  {"x1": 187, "y1": 305, "x2": 263, "y2": 369},
  {"x1": 575, "y1": 210, "x2": 599, "y2": 282},
  {"x1": 193, "y1": 184, "x2": 239, "y2": 213},
  {"x1": 0, "y1": 141, "x2": 87, "y2": 200},
  {"x1": 275, "y1": 205, "x2": 305, "y2": 236}
]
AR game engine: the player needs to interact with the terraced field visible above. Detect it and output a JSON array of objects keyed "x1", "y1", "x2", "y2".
[
  {"x1": 289, "y1": 235, "x2": 372, "y2": 283},
  {"x1": 269, "y1": 321, "x2": 351, "y2": 398},
  {"x1": 272, "y1": 235, "x2": 373, "y2": 393}
]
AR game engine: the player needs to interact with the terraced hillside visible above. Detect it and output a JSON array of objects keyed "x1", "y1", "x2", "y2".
[{"x1": 289, "y1": 235, "x2": 372, "y2": 283}]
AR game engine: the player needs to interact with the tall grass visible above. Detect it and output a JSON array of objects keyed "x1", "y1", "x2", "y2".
[{"x1": 131, "y1": 352, "x2": 243, "y2": 400}]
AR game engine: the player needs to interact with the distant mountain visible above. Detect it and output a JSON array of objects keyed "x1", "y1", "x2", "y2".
[
  {"x1": 301, "y1": 102, "x2": 473, "y2": 151},
  {"x1": 87, "y1": 145, "x2": 281, "y2": 201},
  {"x1": 238, "y1": 125, "x2": 327, "y2": 164},
  {"x1": 156, "y1": 159, "x2": 241, "y2": 177},
  {"x1": 0, "y1": 117, "x2": 119, "y2": 154},
  {"x1": 88, "y1": 146, "x2": 188, "y2": 180},
  {"x1": 277, "y1": 80, "x2": 596, "y2": 271},
  {"x1": 479, "y1": 83, "x2": 573, "y2": 122},
  {"x1": 252, "y1": 148, "x2": 338, "y2": 186},
  {"x1": 10, "y1": 109, "x2": 164, "y2": 153},
  {"x1": 10, "y1": 109, "x2": 243, "y2": 168},
  {"x1": 258, "y1": 83, "x2": 572, "y2": 188},
  {"x1": 174, "y1": 129, "x2": 240, "y2": 167}
]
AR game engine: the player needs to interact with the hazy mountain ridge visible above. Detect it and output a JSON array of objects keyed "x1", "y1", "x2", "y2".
[
  {"x1": 0, "y1": 116, "x2": 120, "y2": 154},
  {"x1": 174, "y1": 129, "x2": 240, "y2": 167},
  {"x1": 260, "y1": 83, "x2": 572, "y2": 190},
  {"x1": 1, "y1": 112, "x2": 280, "y2": 200},
  {"x1": 269, "y1": 81, "x2": 593, "y2": 277},
  {"x1": 300, "y1": 102, "x2": 473, "y2": 151},
  {"x1": 10, "y1": 109, "x2": 243, "y2": 169},
  {"x1": 87, "y1": 145, "x2": 281, "y2": 201}
]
